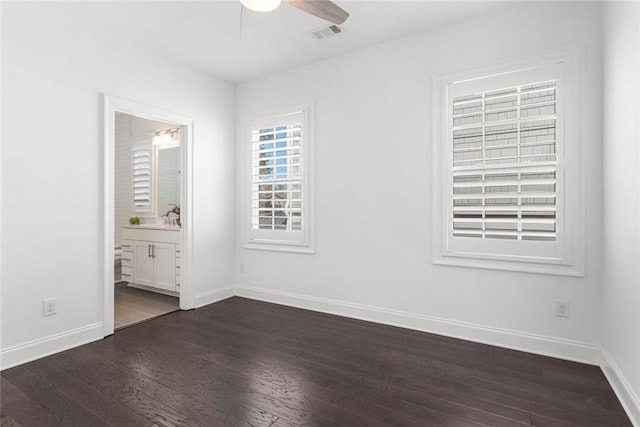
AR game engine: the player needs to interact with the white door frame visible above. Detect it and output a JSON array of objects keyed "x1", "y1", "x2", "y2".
[{"x1": 102, "y1": 94, "x2": 195, "y2": 337}]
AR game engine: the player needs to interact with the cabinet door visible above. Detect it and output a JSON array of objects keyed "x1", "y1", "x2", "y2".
[
  {"x1": 153, "y1": 243, "x2": 177, "y2": 291},
  {"x1": 133, "y1": 241, "x2": 154, "y2": 287}
]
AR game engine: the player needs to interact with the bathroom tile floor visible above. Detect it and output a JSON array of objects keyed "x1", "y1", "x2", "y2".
[{"x1": 114, "y1": 282, "x2": 179, "y2": 329}]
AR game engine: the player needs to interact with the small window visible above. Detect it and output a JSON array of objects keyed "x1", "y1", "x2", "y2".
[
  {"x1": 433, "y1": 48, "x2": 584, "y2": 276},
  {"x1": 245, "y1": 104, "x2": 314, "y2": 253},
  {"x1": 132, "y1": 141, "x2": 154, "y2": 214}
]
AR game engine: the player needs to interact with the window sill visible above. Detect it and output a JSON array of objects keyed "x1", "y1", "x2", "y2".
[
  {"x1": 245, "y1": 242, "x2": 315, "y2": 254},
  {"x1": 433, "y1": 255, "x2": 584, "y2": 277}
]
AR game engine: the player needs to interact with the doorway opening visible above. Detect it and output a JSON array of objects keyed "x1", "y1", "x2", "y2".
[
  {"x1": 103, "y1": 96, "x2": 194, "y2": 336},
  {"x1": 114, "y1": 113, "x2": 181, "y2": 328}
]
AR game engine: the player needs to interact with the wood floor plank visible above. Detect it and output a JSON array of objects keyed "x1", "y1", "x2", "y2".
[
  {"x1": 0, "y1": 378, "x2": 26, "y2": 406},
  {"x1": 210, "y1": 300, "x2": 611, "y2": 396},
  {"x1": 202, "y1": 299, "x2": 627, "y2": 417},
  {"x1": 45, "y1": 351, "x2": 203, "y2": 427},
  {"x1": 23, "y1": 356, "x2": 153, "y2": 427},
  {"x1": 2, "y1": 367, "x2": 109, "y2": 427},
  {"x1": 150, "y1": 304, "x2": 620, "y2": 424},
  {"x1": 185, "y1": 302, "x2": 627, "y2": 425},
  {"x1": 0, "y1": 415, "x2": 21, "y2": 427},
  {"x1": 222, "y1": 297, "x2": 607, "y2": 388},
  {"x1": 115, "y1": 317, "x2": 449, "y2": 426},
  {"x1": 144, "y1": 313, "x2": 523, "y2": 426},
  {"x1": 0, "y1": 377, "x2": 56, "y2": 427},
  {"x1": 1, "y1": 297, "x2": 632, "y2": 426},
  {"x1": 52, "y1": 347, "x2": 255, "y2": 427},
  {"x1": 72, "y1": 345, "x2": 279, "y2": 427},
  {"x1": 86, "y1": 330, "x2": 347, "y2": 426},
  {"x1": 0, "y1": 398, "x2": 55, "y2": 427}
]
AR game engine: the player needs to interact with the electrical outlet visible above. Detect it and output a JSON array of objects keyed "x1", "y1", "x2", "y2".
[
  {"x1": 43, "y1": 298, "x2": 57, "y2": 316},
  {"x1": 240, "y1": 264, "x2": 246, "y2": 274},
  {"x1": 555, "y1": 299, "x2": 569, "y2": 318}
]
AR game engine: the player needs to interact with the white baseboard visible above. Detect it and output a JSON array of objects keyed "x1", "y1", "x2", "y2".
[
  {"x1": 601, "y1": 349, "x2": 640, "y2": 426},
  {"x1": 0, "y1": 322, "x2": 103, "y2": 371},
  {"x1": 194, "y1": 284, "x2": 235, "y2": 308},
  {"x1": 234, "y1": 284, "x2": 602, "y2": 365}
]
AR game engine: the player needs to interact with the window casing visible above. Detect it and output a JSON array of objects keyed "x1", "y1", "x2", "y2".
[
  {"x1": 245, "y1": 104, "x2": 314, "y2": 252},
  {"x1": 433, "y1": 48, "x2": 584, "y2": 276}
]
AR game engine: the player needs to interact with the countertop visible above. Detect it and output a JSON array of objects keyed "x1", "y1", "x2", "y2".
[{"x1": 122, "y1": 224, "x2": 180, "y2": 231}]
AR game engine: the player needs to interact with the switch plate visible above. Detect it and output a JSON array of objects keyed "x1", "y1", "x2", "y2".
[
  {"x1": 43, "y1": 298, "x2": 57, "y2": 316},
  {"x1": 555, "y1": 299, "x2": 569, "y2": 318},
  {"x1": 240, "y1": 264, "x2": 246, "y2": 274}
]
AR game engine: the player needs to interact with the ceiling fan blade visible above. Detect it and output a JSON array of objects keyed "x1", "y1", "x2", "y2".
[{"x1": 283, "y1": 0, "x2": 349, "y2": 25}]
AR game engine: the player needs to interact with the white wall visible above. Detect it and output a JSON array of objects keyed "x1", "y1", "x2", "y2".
[
  {"x1": 602, "y1": 1, "x2": 640, "y2": 423},
  {"x1": 1, "y1": 3, "x2": 236, "y2": 364},
  {"x1": 236, "y1": 2, "x2": 604, "y2": 362}
]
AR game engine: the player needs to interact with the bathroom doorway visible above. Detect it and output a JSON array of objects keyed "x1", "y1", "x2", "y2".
[
  {"x1": 113, "y1": 113, "x2": 181, "y2": 329},
  {"x1": 103, "y1": 96, "x2": 194, "y2": 337}
]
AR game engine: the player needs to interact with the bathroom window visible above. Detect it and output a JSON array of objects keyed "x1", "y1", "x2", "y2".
[
  {"x1": 432, "y1": 47, "x2": 584, "y2": 276},
  {"x1": 132, "y1": 140, "x2": 155, "y2": 215},
  {"x1": 245, "y1": 103, "x2": 314, "y2": 253}
]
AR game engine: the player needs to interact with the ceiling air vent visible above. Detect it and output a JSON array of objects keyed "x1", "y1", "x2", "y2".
[{"x1": 310, "y1": 25, "x2": 342, "y2": 40}]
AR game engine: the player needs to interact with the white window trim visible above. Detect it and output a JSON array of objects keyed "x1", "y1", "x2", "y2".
[
  {"x1": 432, "y1": 46, "x2": 585, "y2": 276},
  {"x1": 244, "y1": 102, "x2": 315, "y2": 254}
]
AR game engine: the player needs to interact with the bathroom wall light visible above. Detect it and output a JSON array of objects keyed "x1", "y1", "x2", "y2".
[
  {"x1": 153, "y1": 128, "x2": 180, "y2": 147},
  {"x1": 240, "y1": 0, "x2": 281, "y2": 12}
]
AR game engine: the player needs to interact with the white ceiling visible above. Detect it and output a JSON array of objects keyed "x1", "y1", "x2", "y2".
[{"x1": 38, "y1": 1, "x2": 513, "y2": 83}]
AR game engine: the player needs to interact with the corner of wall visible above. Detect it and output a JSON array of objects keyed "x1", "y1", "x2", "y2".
[
  {"x1": 194, "y1": 284, "x2": 236, "y2": 309},
  {"x1": 601, "y1": 349, "x2": 640, "y2": 426}
]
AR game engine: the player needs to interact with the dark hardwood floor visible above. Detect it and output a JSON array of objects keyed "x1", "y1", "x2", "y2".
[{"x1": 1, "y1": 297, "x2": 631, "y2": 426}]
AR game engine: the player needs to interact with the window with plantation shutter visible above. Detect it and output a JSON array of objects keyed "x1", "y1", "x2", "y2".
[
  {"x1": 451, "y1": 81, "x2": 558, "y2": 242},
  {"x1": 433, "y1": 48, "x2": 585, "y2": 276},
  {"x1": 132, "y1": 141, "x2": 154, "y2": 214},
  {"x1": 245, "y1": 104, "x2": 314, "y2": 252},
  {"x1": 253, "y1": 124, "x2": 303, "y2": 232}
]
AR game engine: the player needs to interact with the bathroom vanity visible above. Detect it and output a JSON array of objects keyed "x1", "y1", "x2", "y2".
[{"x1": 121, "y1": 225, "x2": 180, "y2": 296}]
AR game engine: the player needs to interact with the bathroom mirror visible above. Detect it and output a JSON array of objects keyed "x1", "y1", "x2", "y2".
[{"x1": 157, "y1": 145, "x2": 181, "y2": 217}]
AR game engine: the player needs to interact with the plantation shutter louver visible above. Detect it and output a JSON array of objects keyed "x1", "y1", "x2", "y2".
[
  {"x1": 133, "y1": 142, "x2": 152, "y2": 209},
  {"x1": 251, "y1": 120, "x2": 303, "y2": 232},
  {"x1": 451, "y1": 81, "x2": 557, "y2": 242}
]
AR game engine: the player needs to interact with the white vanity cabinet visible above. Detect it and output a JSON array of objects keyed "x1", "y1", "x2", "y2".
[
  {"x1": 132, "y1": 240, "x2": 155, "y2": 287},
  {"x1": 122, "y1": 226, "x2": 180, "y2": 295}
]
